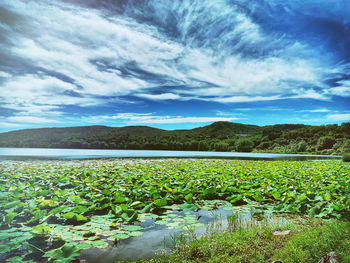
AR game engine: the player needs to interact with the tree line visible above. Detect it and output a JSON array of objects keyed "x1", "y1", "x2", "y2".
[{"x1": 0, "y1": 122, "x2": 349, "y2": 154}]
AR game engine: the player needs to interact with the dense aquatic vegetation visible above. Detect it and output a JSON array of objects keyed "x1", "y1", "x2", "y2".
[{"x1": 0, "y1": 159, "x2": 349, "y2": 262}]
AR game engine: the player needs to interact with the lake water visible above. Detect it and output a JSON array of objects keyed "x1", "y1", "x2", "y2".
[
  {"x1": 80, "y1": 207, "x2": 292, "y2": 262},
  {"x1": 0, "y1": 148, "x2": 341, "y2": 161}
]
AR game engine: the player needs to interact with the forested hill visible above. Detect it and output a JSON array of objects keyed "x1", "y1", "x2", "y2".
[{"x1": 0, "y1": 122, "x2": 349, "y2": 154}]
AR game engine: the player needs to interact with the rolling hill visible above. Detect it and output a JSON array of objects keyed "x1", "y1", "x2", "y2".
[{"x1": 0, "y1": 121, "x2": 349, "y2": 154}]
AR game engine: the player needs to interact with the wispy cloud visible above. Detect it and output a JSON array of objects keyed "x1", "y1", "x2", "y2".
[
  {"x1": 0, "y1": 71, "x2": 11, "y2": 78},
  {"x1": 88, "y1": 113, "x2": 241, "y2": 125},
  {"x1": 214, "y1": 95, "x2": 282, "y2": 103},
  {"x1": 136, "y1": 93, "x2": 180, "y2": 100},
  {"x1": 0, "y1": 0, "x2": 349, "y2": 130},
  {"x1": 309, "y1": 109, "x2": 331, "y2": 113},
  {"x1": 6, "y1": 116, "x2": 60, "y2": 124},
  {"x1": 0, "y1": 122, "x2": 21, "y2": 128},
  {"x1": 327, "y1": 80, "x2": 350, "y2": 96},
  {"x1": 327, "y1": 114, "x2": 350, "y2": 121},
  {"x1": 1, "y1": 1, "x2": 349, "y2": 107}
]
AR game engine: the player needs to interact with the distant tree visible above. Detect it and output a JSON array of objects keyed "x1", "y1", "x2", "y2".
[
  {"x1": 317, "y1": 136, "x2": 336, "y2": 151},
  {"x1": 235, "y1": 138, "x2": 254, "y2": 152},
  {"x1": 256, "y1": 141, "x2": 271, "y2": 150},
  {"x1": 296, "y1": 141, "x2": 307, "y2": 152},
  {"x1": 340, "y1": 140, "x2": 350, "y2": 153}
]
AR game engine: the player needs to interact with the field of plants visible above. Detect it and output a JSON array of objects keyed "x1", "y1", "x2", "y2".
[{"x1": 0, "y1": 159, "x2": 349, "y2": 262}]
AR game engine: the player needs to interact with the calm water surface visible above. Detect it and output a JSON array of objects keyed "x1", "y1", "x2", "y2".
[
  {"x1": 0, "y1": 148, "x2": 340, "y2": 160},
  {"x1": 80, "y1": 207, "x2": 292, "y2": 262}
]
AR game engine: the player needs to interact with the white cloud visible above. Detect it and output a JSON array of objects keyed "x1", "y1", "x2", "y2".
[
  {"x1": 0, "y1": 71, "x2": 11, "y2": 78},
  {"x1": 327, "y1": 80, "x2": 350, "y2": 96},
  {"x1": 0, "y1": 122, "x2": 20, "y2": 128},
  {"x1": 326, "y1": 114, "x2": 350, "y2": 121},
  {"x1": 87, "y1": 113, "x2": 241, "y2": 125},
  {"x1": 0, "y1": 0, "x2": 349, "y2": 121},
  {"x1": 7, "y1": 116, "x2": 60, "y2": 123},
  {"x1": 1, "y1": 74, "x2": 99, "y2": 107},
  {"x1": 130, "y1": 116, "x2": 240, "y2": 124},
  {"x1": 8, "y1": 104, "x2": 61, "y2": 115},
  {"x1": 309, "y1": 109, "x2": 330, "y2": 113},
  {"x1": 8, "y1": 1, "x2": 185, "y2": 94},
  {"x1": 289, "y1": 89, "x2": 329, "y2": 100},
  {"x1": 136, "y1": 93, "x2": 180, "y2": 100},
  {"x1": 214, "y1": 95, "x2": 281, "y2": 103}
]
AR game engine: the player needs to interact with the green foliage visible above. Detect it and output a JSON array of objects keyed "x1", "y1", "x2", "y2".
[
  {"x1": 43, "y1": 244, "x2": 81, "y2": 263},
  {"x1": 62, "y1": 212, "x2": 88, "y2": 222},
  {"x1": 154, "y1": 199, "x2": 167, "y2": 207},
  {"x1": 317, "y1": 136, "x2": 336, "y2": 150},
  {"x1": 235, "y1": 138, "x2": 254, "y2": 152},
  {"x1": 296, "y1": 141, "x2": 307, "y2": 152},
  {"x1": 256, "y1": 141, "x2": 271, "y2": 150},
  {"x1": 343, "y1": 153, "x2": 350, "y2": 162},
  {"x1": 3, "y1": 212, "x2": 17, "y2": 225},
  {"x1": 32, "y1": 224, "x2": 53, "y2": 234}
]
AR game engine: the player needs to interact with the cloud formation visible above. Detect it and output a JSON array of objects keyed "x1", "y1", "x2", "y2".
[
  {"x1": 0, "y1": 0, "x2": 349, "y2": 129},
  {"x1": 88, "y1": 113, "x2": 241, "y2": 125},
  {"x1": 327, "y1": 114, "x2": 350, "y2": 121}
]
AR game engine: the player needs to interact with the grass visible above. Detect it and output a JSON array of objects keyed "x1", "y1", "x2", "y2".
[{"x1": 116, "y1": 218, "x2": 350, "y2": 263}]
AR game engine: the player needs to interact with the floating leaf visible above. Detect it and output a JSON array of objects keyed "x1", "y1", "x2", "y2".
[
  {"x1": 155, "y1": 220, "x2": 168, "y2": 225},
  {"x1": 123, "y1": 225, "x2": 142, "y2": 231},
  {"x1": 115, "y1": 233, "x2": 130, "y2": 239},
  {"x1": 129, "y1": 231, "x2": 143, "y2": 237},
  {"x1": 76, "y1": 242, "x2": 92, "y2": 249},
  {"x1": 91, "y1": 240, "x2": 109, "y2": 248}
]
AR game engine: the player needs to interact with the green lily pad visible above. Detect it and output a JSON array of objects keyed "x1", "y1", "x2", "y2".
[
  {"x1": 91, "y1": 240, "x2": 109, "y2": 248},
  {"x1": 76, "y1": 242, "x2": 92, "y2": 249},
  {"x1": 129, "y1": 231, "x2": 143, "y2": 237},
  {"x1": 43, "y1": 243, "x2": 81, "y2": 263},
  {"x1": 123, "y1": 225, "x2": 142, "y2": 231},
  {"x1": 115, "y1": 233, "x2": 130, "y2": 239},
  {"x1": 155, "y1": 220, "x2": 168, "y2": 225}
]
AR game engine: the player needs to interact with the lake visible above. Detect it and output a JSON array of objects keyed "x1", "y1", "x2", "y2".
[{"x1": 0, "y1": 147, "x2": 341, "y2": 161}]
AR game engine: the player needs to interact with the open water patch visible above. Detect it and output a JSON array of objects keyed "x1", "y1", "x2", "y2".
[
  {"x1": 79, "y1": 203, "x2": 294, "y2": 262},
  {"x1": 0, "y1": 148, "x2": 341, "y2": 161}
]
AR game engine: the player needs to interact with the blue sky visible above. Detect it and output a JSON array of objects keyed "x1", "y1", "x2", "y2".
[{"x1": 0, "y1": 0, "x2": 350, "y2": 132}]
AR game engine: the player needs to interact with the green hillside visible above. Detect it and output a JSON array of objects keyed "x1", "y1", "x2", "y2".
[
  {"x1": 0, "y1": 122, "x2": 349, "y2": 154},
  {"x1": 178, "y1": 121, "x2": 260, "y2": 136}
]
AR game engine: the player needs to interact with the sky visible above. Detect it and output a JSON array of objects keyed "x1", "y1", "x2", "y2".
[{"x1": 0, "y1": 0, "x2": 350, "y2": 132}]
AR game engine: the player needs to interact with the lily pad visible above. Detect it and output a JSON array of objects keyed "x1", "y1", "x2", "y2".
[
  {"x1": 115, "y1": 233, "x2": 130, "y2": 239},
  {"x1": 129, "y1": 231, "x2": 143, "y2": 237},
  {"x1": 123, "y1": 225, "x2": 142, "y2": 231}
]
